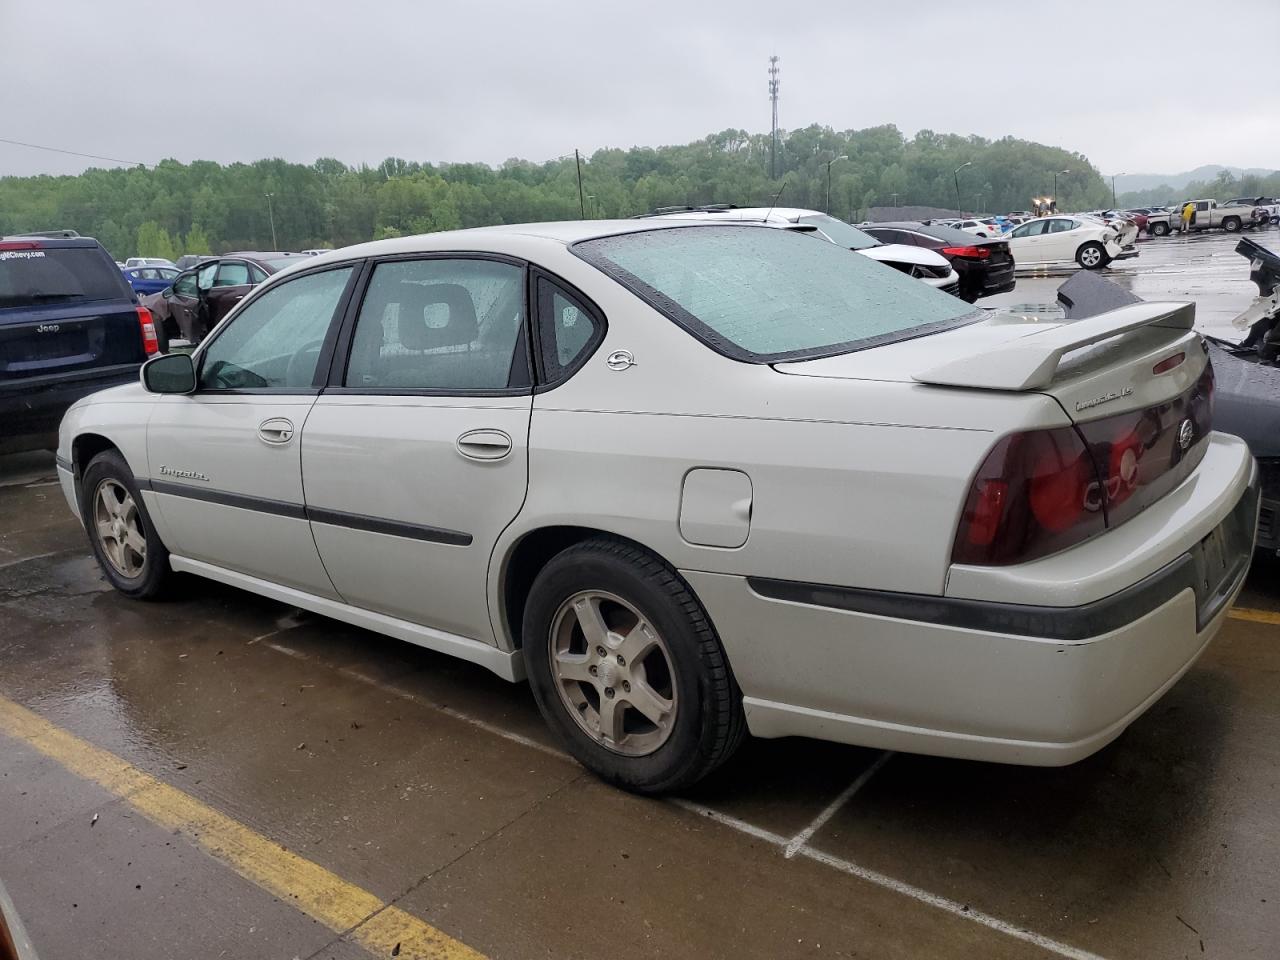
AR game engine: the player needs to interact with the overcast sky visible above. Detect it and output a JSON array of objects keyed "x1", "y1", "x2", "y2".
[{"x1": 2, "y1": 0, "x2": 1276, "y2": 179}]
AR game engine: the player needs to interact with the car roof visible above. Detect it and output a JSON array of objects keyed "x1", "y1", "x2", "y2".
[{"x1": 301, "y1": 219, "x2": 753, "y2": 267}]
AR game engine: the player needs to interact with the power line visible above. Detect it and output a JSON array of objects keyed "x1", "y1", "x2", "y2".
[{"x1": 0, "y1": 136, "x2": 148, "y2": 168}]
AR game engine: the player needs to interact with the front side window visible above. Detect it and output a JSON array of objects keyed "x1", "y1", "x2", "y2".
[
  {"x1": 173, "y1": 270, "x2": 198, "y2": 297},
  {"x1": 198, "y1": 267, "x2": 352, "y2": 391},
  {"x1": 344, "y1": 258, "x2": 527, "y2": 391},
  {"x1": 1012, "y1": 221, "x2": 1047, "y2": 238},
  {"x1": 575, "y1": 226, "x2": 977, "y2": 362}
]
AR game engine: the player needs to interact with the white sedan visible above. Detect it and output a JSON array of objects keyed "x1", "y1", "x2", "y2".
[
  {"x1": 57, "y1": 221, "x2": 1255, "y2": 793},
  {"x1": 1006, "y1": 215, "x2": 1130, "y2": 269}
]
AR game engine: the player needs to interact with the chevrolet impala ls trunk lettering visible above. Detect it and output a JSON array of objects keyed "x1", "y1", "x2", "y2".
[{"x1": 57, "y1": 221, "x2": 1257, "y2": 794}]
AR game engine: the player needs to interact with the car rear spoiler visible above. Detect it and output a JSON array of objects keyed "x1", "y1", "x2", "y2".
[{"x1": 913, "y1": 299, "x2": 1194, "y2": 391}]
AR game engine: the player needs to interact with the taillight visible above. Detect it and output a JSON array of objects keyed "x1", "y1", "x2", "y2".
[
  {"x1": 1152, "y1": 352, "x2": 1185, "y2": 375},
  {"x1": 941, "y1": 245, "x2": 991, "y2": 259},
  {"x1": 953, "y1": 427, "x2": 1105, "y2": 565},
  {"x1": 0, "y1": 240, "x2": 40, "y2": 251},
  {"x1": 955, "y1": 363, "x2": 1216, "y2": 566},
  {"x1": 136, "y1": 305, "x2": 160, "y2": 355}
]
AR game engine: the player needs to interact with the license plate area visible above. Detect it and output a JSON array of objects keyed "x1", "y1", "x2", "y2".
[{"x1": 1191, "y1": 477, "x2": 1260, "y2": 628}]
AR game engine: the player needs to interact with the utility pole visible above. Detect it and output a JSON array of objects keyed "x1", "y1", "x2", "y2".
[
  {"x1": 768, "y1": 56, "x2": 780, "y2": 180},
  {"x1": 1111, "y1": 172, "x2": 1125, "y2": 209},
  {"x1": 264, "y1": 193, "x2": 277, "y2": 249},
  {"x1": 953, "y1": 161, "x2": 971, "y2": 217},
  {"x1": 574, "y1": 149, "x2": 585, "y2": 219},
  {"x1": 1053, "y1": 169, "x2": 1069, "y2": 211},
  {"x1": 824, "y1": 155, "x2": 847, "y2": 215}
]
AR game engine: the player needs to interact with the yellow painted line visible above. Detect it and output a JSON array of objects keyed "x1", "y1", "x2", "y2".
[
  {"x1": 0, "y1": 696, "x2": 485, "y2": 960},
  {"x1": 1228, "y1": 606, "x2": 1280, "y2": 625}
]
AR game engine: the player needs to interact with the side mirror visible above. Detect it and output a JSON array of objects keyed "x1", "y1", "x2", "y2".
[
  {"x1": 161, "y1": 286, "x2": 174, "y2": 299},
  {"x1": 141, "y1": 353, "x2": 196, "y2": 394}
]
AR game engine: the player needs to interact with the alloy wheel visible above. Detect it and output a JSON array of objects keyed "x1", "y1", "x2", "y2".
[
  {"x1": 93, "y1": 478, "x2": 146, "y2": 578},
  {"x1": 549, "y1": 590, "x2": 678, "y2": 756}
]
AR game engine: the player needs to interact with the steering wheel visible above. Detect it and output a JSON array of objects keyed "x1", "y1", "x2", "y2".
[{"x1": 285, "y1": 338, "x2": 327, "y2": 388}]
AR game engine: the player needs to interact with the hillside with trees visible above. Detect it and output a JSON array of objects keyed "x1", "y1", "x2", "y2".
[
  {"x1": 1118, "y1": 168, "x2": 1280, "y2": 208},
  {"x1": 0, "y1": 124, "x2": 1116, "y2": 259}
]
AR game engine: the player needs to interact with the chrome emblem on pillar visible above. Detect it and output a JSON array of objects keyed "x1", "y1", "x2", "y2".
[{"x1": 605, "y1": 349, "x2": 636, "y2": 371}]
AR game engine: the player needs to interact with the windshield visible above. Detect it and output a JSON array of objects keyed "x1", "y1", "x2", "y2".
[
  {"x1": 796, "y1": 214, "x2": 879, "y2": 250},
  {"x1": 574, "y1": 225, "x2": 977, "y2": 363},
  {"x1": 0, "y1": 246, "x2": 130, "y2": 308}
]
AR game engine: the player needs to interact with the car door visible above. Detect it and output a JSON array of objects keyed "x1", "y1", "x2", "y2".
[
  {"x1": 1042, "y1": 218, "x2": 1078, "y2": 262},
  {"x1": 205, "y1": 259, "x2": 255, "y2": 328},
  {"x1": 145, "y1": 264, "x2": 358, "y2": 596},
  {"x1": 1007, "y1": 220, "x2": 1048, "y2": 262},
  {"x1": 1196, "y1": 201, "x2": 1211, "y2": 228},
  {"x1": 165, "y1": 267, "x2": 201, "y2": 338},
  {"x1": 301, "y1": 255, "x2": 534, "y2": 643}
]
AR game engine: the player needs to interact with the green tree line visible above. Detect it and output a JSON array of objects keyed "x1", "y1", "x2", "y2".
[
  {"x1": 1119, "y1": 168, "x2": 1280, "y2": 208},
  {"x1": 0, "y1": 125, "x2": 1116, "y2": 260}
]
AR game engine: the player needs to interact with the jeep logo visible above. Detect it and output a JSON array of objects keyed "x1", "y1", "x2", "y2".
[{"x1": 36, "y1": 323, "x2": 61, "y2": 334}]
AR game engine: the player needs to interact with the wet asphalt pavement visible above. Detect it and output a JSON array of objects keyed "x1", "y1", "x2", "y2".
[{"x1": 2, "y1": 230, "x2": 1279, "y2": 960}]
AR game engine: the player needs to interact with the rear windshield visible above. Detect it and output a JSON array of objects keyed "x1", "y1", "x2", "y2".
[
  {"x1": 0, "y1": 246, "x2": 129, "y2": 308},
  {"x1": 265, "y1": 256, "x2": 306, "y2": 271},
  {"x1": 574, "y1": 226, "x2": 978, "y2": 362},
  {"x1": 796, "y1": 215, "x2": 879, "y2": 250}
]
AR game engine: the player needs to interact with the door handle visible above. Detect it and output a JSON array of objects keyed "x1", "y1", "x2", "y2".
[
  {"x1": 258, "y1": 417, "x2": 295, "y2": 445},
  {"x1": 456, "y1": 429, "x2": 512, "y2": 461}
]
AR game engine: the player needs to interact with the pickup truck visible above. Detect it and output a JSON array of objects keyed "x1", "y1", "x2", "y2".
[{"x1": 1175, "y1": 199, "x2": 1258, "y2": 234}]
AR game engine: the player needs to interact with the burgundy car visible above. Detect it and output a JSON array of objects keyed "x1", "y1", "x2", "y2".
[{"x1": 144, "y1": 252, "x2": 309, "y2": 346}]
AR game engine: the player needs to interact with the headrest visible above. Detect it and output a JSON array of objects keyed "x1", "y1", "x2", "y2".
[{"x1": 397, "y1": 282, "x2": 478, "y2": 351}]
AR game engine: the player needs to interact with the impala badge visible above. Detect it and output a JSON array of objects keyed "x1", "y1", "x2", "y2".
[
  {"x1": 1177, "y1": 419, "x2": 1195, "y2": 451},
  {"x1": 159, "y1": 465, "x2": 210, "y2": 482},
  {"x1": 1075, "y1": 387, "x2": 1133, "y2": 412}
]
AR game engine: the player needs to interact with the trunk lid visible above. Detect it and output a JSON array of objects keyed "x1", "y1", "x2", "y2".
[{"x1": 775, "y1": 299, "x2": 1205, "y2": 424}]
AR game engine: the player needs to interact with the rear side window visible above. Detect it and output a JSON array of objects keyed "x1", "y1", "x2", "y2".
[
  {"x1": 344, "y1": 258, "x2": 528, "y2": 392},
  {"x1": 574, "y1": 226, "x2": 976, "y2": 362},
  {"x1": 536, "y1": 277, "x2": 601, "y2": 381},
  {"x1": 0, "y1": 246, "x2": 129, "y2": 308},
  {"x1": 215, "y1": 262, "x2": 250, "y2": 287}
]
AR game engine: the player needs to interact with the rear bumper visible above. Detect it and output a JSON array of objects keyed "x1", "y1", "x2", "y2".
[
  {"x1": 684, "y1": 440, "x2": 1257, "y2": 766},
  {"x1": 0, "y1": 365, "x2": 138, "y2": 452}
]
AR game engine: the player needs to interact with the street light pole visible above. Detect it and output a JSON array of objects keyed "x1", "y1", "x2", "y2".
[
  {"x1": 1053, "y1": 169, "x2": 1068, "y2": 211},
  {"x1": 824, "y1": 154, "x2": 847, "y2": 215},
  {"x1": 264, "y1": 193, "x2": 277, "y2": 249},
  {"x1": 1111, "y1": 172, "x2": 1125, "y2": 209},
  {"x1": 954, "y1": 161, "x2": 972, "y2": 218},
  {"x1": 574, "y1": 149, "x2": 585, "y2": 219}
]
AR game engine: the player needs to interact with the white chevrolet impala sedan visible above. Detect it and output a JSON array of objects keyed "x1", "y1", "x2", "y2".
[{"x1": 57, "y1": 221, "x2": 1257, "y2": 793}]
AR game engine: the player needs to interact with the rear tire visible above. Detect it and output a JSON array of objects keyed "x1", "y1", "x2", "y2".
[
  {"x1": 1077, "y1": 242, "x2": 1108, "y2": 270},
  {"x1": 80, "y1": 450, "x2": 173, "y2": 599},
  {"x1": 1223, "y1": 217, "x2": 1242, "y2": 233},
  {"x1": 523, "y1": 538, "x2": 745, "y2": 794}
]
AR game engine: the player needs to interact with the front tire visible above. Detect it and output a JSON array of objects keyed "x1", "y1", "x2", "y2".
[
  {"x1": 523, "y1": 538, "x2": 745, "y2": 794},
  {"x1": 1077, "y1": 242, "x2": 1108, "y2": 269},
  {"x1": 1151, "y1": 221, "x2": 1170, "y2": 237},
  {"x1": 80, "y1": 450, "x2": 173, "y2": 599}
]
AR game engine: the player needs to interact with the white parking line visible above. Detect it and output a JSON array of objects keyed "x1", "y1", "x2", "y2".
[
  {"x1": 675, "y1": 797, "x2": 1110, "y2": 960},
  {"x1": 258, "y1": 638, "x2": 1114, "y2": 960},
  {"x1": 784, "y1": 751, "x2": 893, "y2": 858},
  {"x1": 0, "y1": 551, "x2": 55, "y2": 571}
]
